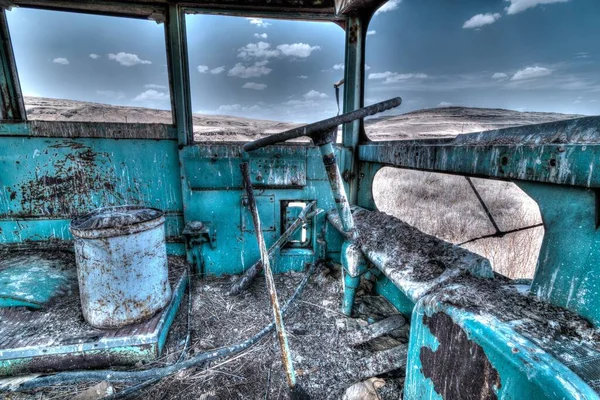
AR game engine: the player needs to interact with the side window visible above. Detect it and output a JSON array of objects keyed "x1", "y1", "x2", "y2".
[
  {"x1": 185, "y1": 14, "x2": 344, "y2": 142},
  {"x1": 6, "y1": 8, "x2": 172, "y2": 123}
]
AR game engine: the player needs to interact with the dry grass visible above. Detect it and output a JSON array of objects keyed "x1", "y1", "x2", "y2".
[{"x1": 373, "y1": 168, "x2": 544, "y2": 279}]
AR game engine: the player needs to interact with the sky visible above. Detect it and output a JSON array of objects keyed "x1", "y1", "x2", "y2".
[{"x1": 5, "y1": 0, "x2": 600, "y2": 123}]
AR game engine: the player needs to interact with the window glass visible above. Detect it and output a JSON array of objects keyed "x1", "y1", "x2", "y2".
[
  {"x1": 364, "y1": 0, "x2": 599, "y2": 140},
  {"x1": 185, "y1": 14, "x2": 344, "y2": 141},
  {"x1": 7, "y1": 8, "x2": 172, "y2": 123},
  {"x1": 373, "y1": 167, "x2": 543, "y2": 279}
]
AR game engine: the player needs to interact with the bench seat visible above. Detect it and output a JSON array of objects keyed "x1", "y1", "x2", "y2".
[{"x1": 327, "y1": 207, "x2": 600, "y2": 398}]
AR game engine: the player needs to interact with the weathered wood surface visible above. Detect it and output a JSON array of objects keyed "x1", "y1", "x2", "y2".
[
  {"x1": 348, "y1": 315, "x2": 406, "y2": 347},
  {"x1": 328, "y1": 207, "x2": 494, "y2": 302},
  {"x1": 351, "y1": 344, "x2": 408, "y2": 382}
]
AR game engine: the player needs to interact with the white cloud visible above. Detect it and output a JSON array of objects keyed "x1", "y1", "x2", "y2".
[
  {"x1": 368, "y1": 71, "x2": 428, "y2": 83},
  {"x1": 304, "y1": 90, "x2": 328, "y2": 100},
  {"x1": 197, "y1": 65, "x2": 209, "y2": 73},
  {"x1": 511, "y1": 66, "x2": 552, "y2": 81},
  {"x1": 463, "y1": 13, "x2": 502, "y2": 29},
  {"x1": 247, "y1": 18, "x2": 271, "y2": 28},
  {"x1": 254, "y1": 33, "x2": 268, "y2": 39},
  {"x1": 276, "y1": 43, "x2": 320, "y2": 58},
  {"x1": 297, "y1": 75, "x2": 308, "y2": 79},
  {"x1": 590, "y1": 100, "x2": 599, "y2": 103},
  {"x1": 210, "y1": 66, "x2": 225, "y2": 74},
  {"x1": 89, "y1": 54, "x2": 100, "y2": 59},
  {"x1": 492, "y1": 72, "x2": 508, "y2": 80},
  {"x1": 575, "y1": 52, "x2": 589, "y2": 59},
  {"x1": 438, "y1": 101, "x2": 453, "y2": 107},
  {"x1": 228, "y1": 61, "x2": 272, "y2": 78},
  {"x1": 216, "y1": 104, "x2": 262, "y2": 114},
  {"x1": 366, "y1": 64, "x2": 371, "y2": 71},
  {"x1": 96, "y1": 90, "x2": 125, "y2": 99},
  {"x1": 133, "y1": 90, "x2": 169, "y2": 102},
  {"x1": 53, "y1": 57, "x2": 69, "y2": 65},
  {"x1": 333, "y1": 63, "x2": 344, "y2": 70},
  {"x1": 505, "y1": 0, "x2": 569, "y2": 15},
  {"x1": 242, "y1": 82, "x2": 267, "y2": 90},
  {"x1": 367, "y1": 30, "x2": 376, "y2": 36},
  {"x1": 375, "y1": 0, "x2": 401, "y2": 15},
  {"x1": 238, "y1": 42, "x2": 279, "y2": 59},
  {"x1": 108, "y1": 52, "x2": 151, "y2": 66},
  {"x1": 144, "y1": 84, "x2": 167, "y2": 90}
]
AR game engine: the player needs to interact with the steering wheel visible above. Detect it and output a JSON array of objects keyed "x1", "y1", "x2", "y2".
[{"x1": 243, "y1": 97, "x2": 402, "y2": 152}]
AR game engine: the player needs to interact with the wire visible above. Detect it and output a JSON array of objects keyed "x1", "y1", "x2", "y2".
[
  {"x1": 465, "y1": 177, "x2": 501, "y2": 234},
  {"x1": 457, "y1": 223, "x2": 543, "y2": 246},
  {"x1": 459, "y1": 176, "x2": 543, "y2": 246}
]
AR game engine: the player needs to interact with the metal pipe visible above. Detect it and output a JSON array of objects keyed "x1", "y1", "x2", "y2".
[
  {"x1": 240, "y1": 162, "x2": 297, "y2": 389},
  {"x1": 228, "y1": 201, "x2": 317, "y2": 296},
  {"x1": 319, "y1": 142, "x2": 354, "y2": 233},
  {"x1": 243, "y1": 97, "x2": 401, "y2": 152}
]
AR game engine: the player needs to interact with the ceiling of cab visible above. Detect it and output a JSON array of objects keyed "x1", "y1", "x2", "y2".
[{"x1": 5, "y1": 0, "x2": 359, "y2": 21}]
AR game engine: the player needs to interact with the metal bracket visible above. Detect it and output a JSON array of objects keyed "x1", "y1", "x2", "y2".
[{"x1": 182, "y1": 221, "x2": 216, "y2": 249}]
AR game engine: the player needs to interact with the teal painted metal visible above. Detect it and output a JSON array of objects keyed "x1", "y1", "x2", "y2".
[
  {"x1": 373, "y1": 274, "x2": 415, "y2": 318},
  {"x1": 0, "y1": 137, "x2": 184, "y2": 248},
  {"x1": 342, "y1": 15, "x2": 368, "y2": 205},
  {"x1": 0, "y1": 10, "x2": 25, "y2": 121},
  {"x1": 166, "y1": 4, "x2": 192, "y2": 146},
  {"x1": 156, "y1": 268, "x2": 189, "y2": 354},
  {"x1": 0, "y1": 269, "x2": 187, "y2": 376},
  {"x1": 0, "y1": 260, "x2": 76, "y2": 309},
  {"x1": 340, "y1": 241, "x2": 367, "y2": 315},
  {"x1": 356, "y1": 161, "x2": 382, "y2": 210},
  {"x1": 359, "y1": 118, "x2": 600, "y2": 188},
  {"x1": 0, "y1": 122, "x2": 28, "y2": 135},
  {"x1": 180, "y1": 144, "x2": 345, "y2": 275},
  {"x1": 517, "y1": 182, "x2": 600, "y2": 326},
  {"x1": 404, "y1": 296, "x2": 600, "y2": 399}
]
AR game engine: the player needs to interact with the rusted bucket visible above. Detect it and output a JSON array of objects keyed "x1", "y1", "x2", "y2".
[{"x1": 70, "y1": 206, "x2": 171, "y2": 329}]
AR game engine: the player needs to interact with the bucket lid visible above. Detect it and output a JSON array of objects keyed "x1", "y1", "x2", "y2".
[{"x1": 70, "y1": 206, "x2": 164, "y2": 239}]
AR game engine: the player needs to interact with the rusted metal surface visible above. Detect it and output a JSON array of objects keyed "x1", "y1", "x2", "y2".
[
  {"x1": 22, "y1": 121, "x2": 177, "y2": 139},
  {"x1": 358, "y1": 116, "x2": 600, "y2": 189},
  {"x1": 228, "y1": 201, "x2": 316, "y2": 296},
  {"x1": 0, "y1": 10, "x2": 25, "y2": 121},
  {"x1": 334, "y1": 0, "x2": 387, "y2": 15},
  {"x1": 420, "y1": 312, "x2": 501, "y2": 399},
  {"x1": 240, "y1": 161, "x2": 297, "y2": 389},
  {"x1": 0, "y1": 138, "x2": 182, "y2": 234},
  {"x1": 9, "y1": 0, "x2": 342, "y2": 21},
  {"x1": 71, "y1": 206, "x2": 171, "y2": 328},
  {"x1": 320, "y1": 142, "x2": 354, "y2": 234}
]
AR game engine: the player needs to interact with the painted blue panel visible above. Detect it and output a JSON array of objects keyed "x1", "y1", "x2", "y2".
[
  {"x1": 0, "y1": 137, "x2": 183, "y2": 244},
  {"x1": 180, "y1": 144, "x2": 346, "y2": 275}
]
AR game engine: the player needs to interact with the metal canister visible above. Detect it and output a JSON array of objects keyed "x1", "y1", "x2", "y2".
[{"x1": 70, "y1": 206, "x2": 171, "y2": 329}]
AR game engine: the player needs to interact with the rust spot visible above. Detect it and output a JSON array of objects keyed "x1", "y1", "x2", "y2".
[
  {"x1": 420, "y1": 312, "x2": 501, "y2": 400},
  {"x1": 348, "y1": 24, "x2": 359, "y2": 44}
]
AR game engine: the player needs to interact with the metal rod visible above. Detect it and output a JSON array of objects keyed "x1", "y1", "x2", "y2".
[
  {"x1": 465, "y1": 176, "x2": 501, "y2": 234},
  {"x1": 229, "y1": 201, "x2": 316, "y2": 296},
  {"x1": 457, "y1": 223, "x2": 544, "y2": 246},
  {"x1": 243, "y1": 97, "x2": 402, "y2": 152},
  {"x1": 319, "y1": 142, "x2": 354, "y2": 233},
  {"x1": 240, "y1": 162, "x2": 297, "y2": 388}
]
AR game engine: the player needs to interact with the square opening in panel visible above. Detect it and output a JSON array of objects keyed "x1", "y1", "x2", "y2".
[{"x1": 280, "y1": 200, "x2": 313, "y2": 249}]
